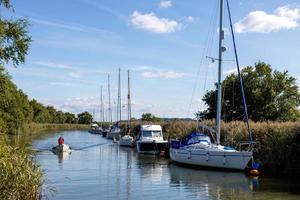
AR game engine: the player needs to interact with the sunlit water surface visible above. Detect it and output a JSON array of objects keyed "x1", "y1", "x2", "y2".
[{"x1": 32, "y1": 131, "x2": 300, "y2": 200}]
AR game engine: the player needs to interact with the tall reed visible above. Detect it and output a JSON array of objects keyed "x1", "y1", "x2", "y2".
[{"x1": 0, "y1": 135, "x2": 42, "y2": 200}]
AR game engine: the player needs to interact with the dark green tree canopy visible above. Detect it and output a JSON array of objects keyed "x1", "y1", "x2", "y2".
[
  {"x1": 198, "y1": 62, "x2": 300, "y2": 122},
  {"x1": 77, "y1": 112, "x2": 93, "y2": 124},
  {"x1": 141, "y1": 113, "x2": 161, "y2": 122}
]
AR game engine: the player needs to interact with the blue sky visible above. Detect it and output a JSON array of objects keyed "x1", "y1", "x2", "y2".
[{"x1": 2, "y1": 0, "x2": 300, "y2": 120}]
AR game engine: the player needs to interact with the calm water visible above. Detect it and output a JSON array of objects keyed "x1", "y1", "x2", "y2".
[{"x1": 32, "y1": 130, "x2": 300, "y2": 200}]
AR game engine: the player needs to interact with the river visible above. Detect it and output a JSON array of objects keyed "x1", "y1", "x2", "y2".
[{"x1": 32, "y1": 130, "x2": 300, "y2": 200}]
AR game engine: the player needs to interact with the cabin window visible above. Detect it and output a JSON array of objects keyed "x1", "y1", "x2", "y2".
[
  {"x1": 142, "y1": 131, "x2": 152, "y2": 137},
  {"x1": 142, "y1": 131, "x2": 161, "y2": 137},
  {"x1": 152, "y1": 131, "x2": 162, "y2": 137}
]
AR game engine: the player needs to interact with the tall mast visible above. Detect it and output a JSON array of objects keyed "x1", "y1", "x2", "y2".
[
  {"x1": 108, "y1": 74, "x2": 112, "y2": 123},
  {"x1": 117, "y1": 68, "x2": 122, "y2": 123},
  {"x1": 127, "y1": 70, "x2": 131, "y2": 131},
  {"x1": 216, "y1": 0, "x2": 224, "y2": 145},
  {"x1": 100, "y1": 86, "x2": 104, "y2": 124}
]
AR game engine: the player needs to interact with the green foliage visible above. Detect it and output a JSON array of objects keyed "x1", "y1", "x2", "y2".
[
  {"x1": 0, "y1": 67, "x2": 80, "y2": 134},
  {"x1": 141, "y1": 113, "x2": 162, "y2": 122},
  {"x1": 77, "y1": 111, "x2": 93, "y2": 124},
  {"x1": 0, "y1": 0, "x2": 31, "y2": 67},
  {"x1": 200, "y1": 62, "x2": 300, "y2": 121},
  {"x1": 0, "y1": 137, "x2": 42, "y2": 200}
]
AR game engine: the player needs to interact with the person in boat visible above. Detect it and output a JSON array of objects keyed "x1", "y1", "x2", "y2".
[{"x1": 58, "y1": 136, "x2": 64, "y2": 146}]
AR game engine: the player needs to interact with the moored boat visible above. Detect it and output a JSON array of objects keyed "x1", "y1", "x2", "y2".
[
  {"x1": 169, "y1": 0, "x2": 256, "y2": 171},
  {"x1": 136, "y1": 125, "x2": 168, "y2": 155},
  {"x1": 119, "y1": 70, "x2": 135, "y2": 147}
]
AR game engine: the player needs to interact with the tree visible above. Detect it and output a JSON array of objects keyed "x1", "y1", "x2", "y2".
[
  {"x1": 65, "y1": 112, "x2": 76, "y2": 124},
  {"x1": 141, "y1": 113, "x2": 161, "y2": 122},
  {"x1": 0, "y1": 66, "x2": 33, "y2": 133},
  {"x1": 199, "y1": 62, "x2": 300, "y2": 121},
  {"x1": 0, "y1": 0, "x2": 31, "y2": 67},
  {"x1": 77, "y1": 112, "x2": 93, "y2": 124}
]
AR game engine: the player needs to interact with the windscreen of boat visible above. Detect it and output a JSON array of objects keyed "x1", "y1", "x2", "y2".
[
  {"x1": 142, "y1": 131, "x2": 162, "y2": 137},
  {"x1": 187, "y1": 135, "x2": 211, "y2": 145}
]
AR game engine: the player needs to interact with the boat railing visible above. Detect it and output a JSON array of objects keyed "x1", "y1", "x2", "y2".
[{"x1": 238, "y1": 141, "x2": 260, "y2": 152}]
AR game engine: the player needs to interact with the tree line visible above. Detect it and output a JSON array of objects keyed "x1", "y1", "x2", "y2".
[{"x1": 0, "y1": 66, "x2": 94, "y2": 134}]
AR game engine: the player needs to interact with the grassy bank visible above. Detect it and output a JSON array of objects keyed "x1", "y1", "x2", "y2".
[
  {"x1": 128, "y1": 120, "x2": 300, "y2": 176},
  {"x1": 0, "y1": 123, "x2": 89, "y2": 200},
  {"x1": 23, "y1": 123, "x2": 89, "y2": 135}
]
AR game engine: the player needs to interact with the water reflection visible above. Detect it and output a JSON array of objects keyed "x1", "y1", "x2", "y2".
[
  {"x1": 169, "y1": 164, "x2": 255, "y2": 200},
  {"x1": 52, "y1": 151, "x2": 71, "y2": 164},
  {"x1": 136, "y1": 155, "x2": 169, "y2": 183},
  {"x1": 32, "y1": 131, "x2": 300, "y2": 200}
]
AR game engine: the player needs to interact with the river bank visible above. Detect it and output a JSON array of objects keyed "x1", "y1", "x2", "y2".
[{"x1": 0, "y1": 123, "x2": 89, "y2": 200}]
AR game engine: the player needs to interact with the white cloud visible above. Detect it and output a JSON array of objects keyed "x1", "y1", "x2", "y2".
[
  {"x1": 34, "y1": 61, "x2": 75, "y2": 70},
  {"x1": 68, "y1": 71, "x2": 81, "y2": 78},
  {"x1": 30, "y1": 18, "x2": 117, "y2": 36},
  {"x1": 159, "y1": 1, "x2": 172, "y2": 9},
  {"x1": 235, "y1": 5, "x2": 300, "y2": 33},
  {"x1": 187, "y1": 16, "x2": 195, "y2": 22},
  {"x1": 49, "y1": 82, "x2": 78, "y2": 87},
  {"x1": 142, "y1": 71, "x2": 185, "y2": 79},
  {"x1": 130, "y1": 11, "x2": 181, "y2": 33}
]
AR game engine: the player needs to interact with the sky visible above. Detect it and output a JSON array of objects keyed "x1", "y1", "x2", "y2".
[{"x1": 2, "y1": 0, "x2": 300, "y2": 121}]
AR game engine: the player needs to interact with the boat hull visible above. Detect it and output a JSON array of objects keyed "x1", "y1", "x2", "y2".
[
  {"x1": 170, "y1": 148, "x2": 252, "y2": 170},
  {"x1": 119, "y1": 135, "x2": 135, "y2": 147},
  {"x1": 52, "y1": 144, "x2": 71, "y2": 153},
  {"x1": 137, "y1": 141, "x2": 168, "y2": 155},
  {"x1": 107, "y1": 131, "x2": 121, "y2": 139}
]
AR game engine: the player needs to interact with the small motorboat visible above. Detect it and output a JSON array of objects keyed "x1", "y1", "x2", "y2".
[
  {"x1": 119, "y1": 135, "x2": 135, "y2": 147},
  {"x1": 52, "y1": 144, "x2": 71, "y2": 153}
]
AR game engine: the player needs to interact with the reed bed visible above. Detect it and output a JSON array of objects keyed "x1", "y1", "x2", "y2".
[
  {"x1": 23, "y1": 123, "x2": 90, "y2": 135},
  {"x1": 0, "y1": 135, "x2": 43, "y2": 200}
]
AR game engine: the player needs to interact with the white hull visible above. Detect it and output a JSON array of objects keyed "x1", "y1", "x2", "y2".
[
  {"x1": 119, "y1": 135, "x2": 135, "y2": 147},
  {"x1": 52, "y1": 144, "x2": 71, "y2": 153},
  {"x1": 170, "y1": 148, "x2": 252, "y2": 170},
  {"x1": 107, "y1": 130, "x2": 121, "y2": 139}
]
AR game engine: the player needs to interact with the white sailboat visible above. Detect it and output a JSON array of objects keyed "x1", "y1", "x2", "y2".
[
  {"x1": 170, "y1": 0, "x2": 255, "y2": 170},
  {"x1": 107, "y1": 68, "x2": 122, "y2": 139},
  {"x1": 119, "y1": 70, "x2": 135, "y2": 147}
]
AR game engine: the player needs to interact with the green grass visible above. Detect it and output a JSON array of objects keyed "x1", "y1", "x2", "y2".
[{"x1": 0, "y1": 135, "x2": 42, "y2": 200}]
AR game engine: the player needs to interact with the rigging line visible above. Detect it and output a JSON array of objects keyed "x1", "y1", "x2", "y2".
[
  {"x1": 226, "y1": 0, "x2": 253, "y2": 142},
  {"x1": 186, "y1": 0, "x2": 219, "y2": 118},
  {"x1": 203, "y1": 2, "x2": 219, "y2": 100}
]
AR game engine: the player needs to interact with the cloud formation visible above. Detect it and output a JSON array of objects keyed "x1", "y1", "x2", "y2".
[
  {"x1": 34, "y1": 61, "x2": 75, "y2": 70},
  {"x1": 159, "y1": 1, "x2": 172, "y2": 9},
  {"x1": 235, "y1": 5, "x2": 300, "y2": 33},
  {"x1": 130, "y1": 11, "x2": 181, "y2": 33},
  {"x1": 142, "y1": 71, "x2": 185, "y2": 79}
]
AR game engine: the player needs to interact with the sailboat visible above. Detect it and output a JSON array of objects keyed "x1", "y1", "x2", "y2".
[
  {"x1": 170, "y1": 0, "x2": 255, "y2": 170},
  {"x1": 102, "y1": 74, "x2": 112, "y2": 137},
  {"x1": 107, "y1": 68, "x2": 122, "y2": 139},
  {"x1": 119, "y1": 70, "x2": 135, "y2": 147}
]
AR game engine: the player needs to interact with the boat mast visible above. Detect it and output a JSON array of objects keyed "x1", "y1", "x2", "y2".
[
  {"x1": 108, "y1": 74, "x2": 112, "y2": 123},
  {"x1": 100, "y1": 86, "x2": 104, "y2": 124},
  {"x1": 127, "y1": 70, "x2": 131, "y2": 133},
  {"x1": 118, "y1": 68, "x2": 122, "y2": 124},
  {"x1": 216, "y1": 0, "x2": 224, "y2": 145}
]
